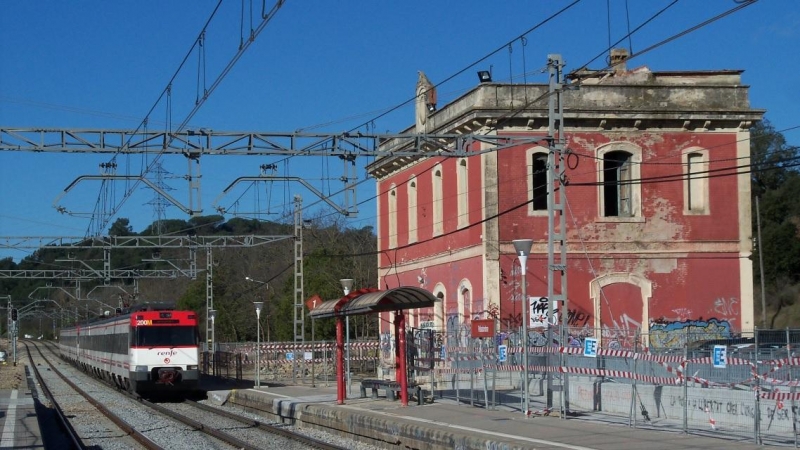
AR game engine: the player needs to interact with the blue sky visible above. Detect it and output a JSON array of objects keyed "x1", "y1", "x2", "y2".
[{"x1": 1, "y1": 0, "x2": 798, "y2": 262}]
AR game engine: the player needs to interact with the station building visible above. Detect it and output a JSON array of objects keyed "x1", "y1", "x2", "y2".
[{"x1": 367, "y1": 52, "x2": 764, "y2": 349}]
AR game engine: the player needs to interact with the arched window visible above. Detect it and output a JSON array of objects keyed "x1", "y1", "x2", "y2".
[
  {"x1": 597, "y1": 142, "x2": 642, "y2": 220},
  {"x1": 684, "y1": 150, "x2": 709, "y2": 214},
  {"x1": 433, "y1": 166, "x2": 443, "y2": 235},
  {"x1": 458, "y1": 281, "x2": 473, "y2": 324},
  {"x1": 526, "y1": 146, "x2": 549, "y2": 215},
  {"x1": 603, "y1": 151, "x2": 633, "y2": 217},
  {"x1": 433, "y1": 285, "x2": 446, "y2": 331},
  {"x1": 532, "y1": 153, "x2": 548, "y2": 211},
  {"x1": 408, "y1": 177, "x2": 418, "y2": 242},
  {"x1": 457, "y1": 159, "x2": 468, "y2": 228},
  {"x1": 388, "y1": 185, "x2": 397, "y2": 248}
]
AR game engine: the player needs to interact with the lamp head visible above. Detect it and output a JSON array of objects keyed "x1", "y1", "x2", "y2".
[
  {"x1": 477, "y1": 70, "x2": 492, "y2": 83},
  {"x1": 512, "y1": 239, "x2": 533, "y2": 257},
  {"x1": 340, "y1": 278, "x2": 354, "y2": 295}
]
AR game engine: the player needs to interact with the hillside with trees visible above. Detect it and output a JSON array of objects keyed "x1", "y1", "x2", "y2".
[
  {"x1": 751, "y1": 120, "x2": 800, "y2": 328},
  {"x1": 0, "y1": 212, "x2": 377, "y2": 343}
]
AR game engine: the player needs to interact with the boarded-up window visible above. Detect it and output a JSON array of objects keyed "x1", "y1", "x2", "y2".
[
  {"x1": 408, "y1": 178, "x2": 418, "y2": 242},
  {"x1": 457, "y1": 159, "x2": 468, "y2": 227},
  {"x1": 433, "y1": 167, "x2": 443, "y2": 235},
  {"x1": 687, "y1": 153, "x2": 706, "y2": 212},
  {"x1": 388, "y1": 186, "x2": 397, "y2": 248}
]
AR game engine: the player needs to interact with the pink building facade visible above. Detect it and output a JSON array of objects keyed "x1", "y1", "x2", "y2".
[{"x1": 368, "y1": 63, "x2": 764, "y2": 349}]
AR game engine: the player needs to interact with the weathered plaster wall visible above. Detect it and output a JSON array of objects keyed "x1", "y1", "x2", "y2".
[{"x1": 372, "y1": 71, "x2": 761, "y2": 342}]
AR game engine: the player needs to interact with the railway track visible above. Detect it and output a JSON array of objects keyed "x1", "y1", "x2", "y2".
[
  {"x1": 149, "y1": 398, "x2": 351, "y2": 450},
  {"x1": 29, "y1": 341, "x2": 369, "y2": 450},
  {"x1": 24, "y1": 340, "x2": 160, "y2": 449}
]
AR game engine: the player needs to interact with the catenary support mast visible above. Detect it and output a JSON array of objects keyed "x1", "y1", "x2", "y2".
[{"x1": 546, "y1": 54, "x2": 569, "y2": 415}]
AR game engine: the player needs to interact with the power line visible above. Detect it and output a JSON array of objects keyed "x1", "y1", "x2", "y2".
[
  {"x1": 320, "y1": 0, "x2": 766, "y2": 231},
  {"x1": 90, "y1": 1, "x2": 286, "y2": 237}
]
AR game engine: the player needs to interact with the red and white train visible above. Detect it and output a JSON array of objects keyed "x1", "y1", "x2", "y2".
[{"x1": 59, "y1": 303, "x2": 200, "y2": 395}]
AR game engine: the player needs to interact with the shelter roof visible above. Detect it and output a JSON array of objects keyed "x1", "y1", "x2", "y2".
[{"x1": 309, "y1": 286, "x2": 437, "y2": 319}]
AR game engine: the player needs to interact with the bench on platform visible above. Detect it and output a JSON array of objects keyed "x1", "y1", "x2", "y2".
[{"x1": 360, "y1": 379, "x2": 423, "y2": 405}]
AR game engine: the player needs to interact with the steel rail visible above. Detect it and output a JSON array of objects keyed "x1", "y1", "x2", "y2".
[
  {"x1": 26, "y1": 341, "x2": 163, "y2": 450},
  {"x1": 22, "y1": 341, "x2": 86, "y2": 450},
  {"x1": 134, "y1": 397, "x2": 262, "y2": 450},
  {"x1": 184, "y1": 399, "x2": 349, "y2": 450}
]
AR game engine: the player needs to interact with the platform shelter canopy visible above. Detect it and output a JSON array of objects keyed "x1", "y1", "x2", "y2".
[{"x1": 309, "y1": 286, "x2": 437, "y2": 319}]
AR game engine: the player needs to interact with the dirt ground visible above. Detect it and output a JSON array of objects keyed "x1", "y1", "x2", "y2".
[{"x1": 0, "y1": 338, "x2": 26, "y2": 390}]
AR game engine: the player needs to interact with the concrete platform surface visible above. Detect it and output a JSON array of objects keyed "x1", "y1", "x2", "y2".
[
  {"x1": 0, "y1": 388, "x2": 43, "y2": 449},
  {"x1": 216, "y1": 383, "x2": 769, "y2": 450}
]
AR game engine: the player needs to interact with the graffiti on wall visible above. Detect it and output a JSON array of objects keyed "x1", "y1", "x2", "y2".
[
  {"x1": 379, "y1": 331, "x2": 394, "y2": 367},
  {"x1": 529, "y1": 300, "x2": 592, "y2": 329},
  {"x1": 713, "y1": 297, "x2": 739, "y2": 318},
  {"x1": 504, "y1": 297, "x2": 593, "y2": 331},
  {"x1": 567, "y1": 307, "x2": 593, "y2": 327},
  {"x1": 667, "y1": 395, "x2": 792, "y2": 424},
  {"x1": 599, "y1": 313, "x2": 642, "y2": 348},
  {"x1": 649, "y1": 318, "x2": 732, "y2": 349}
]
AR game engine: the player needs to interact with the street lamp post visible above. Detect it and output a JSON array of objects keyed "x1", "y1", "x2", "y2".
[
  {"x1": 246, "y1": 276, "x2": 273, "y2": 386},
  {"x1": 254, "y1": 302, "x2": 264, "y2": 388},
  {"x1": 209, "y1": 309, "x2": 217, "y2": 374},
  {"x1": 245, "y1": 276, "x2": 271, "y2": 341},
  {"x1": 340, "y1": 278, "x2": 354, "y2": 396},
  {"x1": 513, "y1": 239, "x2": 533, "y2": 417}
]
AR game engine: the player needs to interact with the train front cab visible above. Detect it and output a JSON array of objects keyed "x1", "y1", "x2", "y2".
[{"x1": 128, "y1": 310, "x2": 200, "y2": 395}]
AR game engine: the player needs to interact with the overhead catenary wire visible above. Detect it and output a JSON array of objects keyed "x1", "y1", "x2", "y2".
[
  {"x1": 306, "y1": 145, "x2": 795, "y2": 262},
  {"x1": 89, "y1": 1, "x2": 286, "y2": 237},
  {"x1": 284, "y1": 0, "x2": 764, "y2": 231},
  {"x1": 239, "y1": 1, "x2": 589, "y2": 222},
  {"x1": 26, "y1": 0, "x2": 765, "y2": 257},
  {"x1": 17, "y1": 1, "x2": 749, "y2": 241},
  {"x1": 258, "y1": 118, "x2": 797, "y2": 244},
  {"x1": 87, "y1": 118, "x2": 800, "y2": 256}
]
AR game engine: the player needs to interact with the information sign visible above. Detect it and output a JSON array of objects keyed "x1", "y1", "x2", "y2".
[{"x1": 583, "y1": 337, "x2": 598, "y2": 358}]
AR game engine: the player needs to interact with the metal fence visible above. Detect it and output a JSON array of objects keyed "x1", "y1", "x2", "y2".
[
  {"x1": 201, "y1": 327, "x2": 800, "y2": 446},
  {"x1": 409, "y1": 326, "x2": 800, "y2": 447},
  {"x1": 203, "y1": 340, "x2": 380, "y2": 387}
]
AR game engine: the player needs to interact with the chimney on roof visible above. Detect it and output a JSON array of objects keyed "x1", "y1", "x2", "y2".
[{"x1": 609, "y1": 48, "x2": 629, "y2": 74}]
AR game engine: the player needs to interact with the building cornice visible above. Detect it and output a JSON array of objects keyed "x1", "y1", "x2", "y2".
[{"x1": 369, "y1": 79, "x2": 764, "y2": 179}]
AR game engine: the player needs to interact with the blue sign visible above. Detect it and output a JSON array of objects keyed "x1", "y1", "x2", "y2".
[
  {"x1": 713, "y1": 345, "x2": 727, "y2": 368},
  {"x1": 286, "y1": 352, "x2": 294, "y2": 361},
  {"x1": 583, "y1": 338, "x2": 598, "y2": 358},
  {"x1": 498, "y1": 344, "x2": 507, "y2": 363},
  {"x1": 441, "y1": 346, "x2": 446, "y2": 360}
]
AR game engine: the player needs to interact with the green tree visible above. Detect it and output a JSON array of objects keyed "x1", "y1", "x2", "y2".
[
  {"x1": 109, "y1": 218, "x2": 133, "y2": 236},
  {"x1": 751, "y1": 120, "x2": 800, "y2": 324}
]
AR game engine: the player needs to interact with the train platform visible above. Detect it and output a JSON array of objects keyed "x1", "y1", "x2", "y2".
[
  {"x1": 206, "y1": 381, "x2": 767, "y2": 450},
  {"x1": 0, "y1": 378, "x2": 44, "y2": 449}
]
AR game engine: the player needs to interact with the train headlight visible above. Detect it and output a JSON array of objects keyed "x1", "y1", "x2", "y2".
[
  {"x1": 187, "y1": 365, "x2": 198, "y2": 370},
  {"x1": 134, "y1": 365, "x2": 149, "y2": 372}
]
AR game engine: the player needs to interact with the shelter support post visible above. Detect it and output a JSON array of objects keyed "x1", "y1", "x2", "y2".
[
  {"x1": 336, "y1": 316, "x2": 345, "y2": 404},
  {"x1": 395, "y1": 310, "x2": 409, "y2": 406}
]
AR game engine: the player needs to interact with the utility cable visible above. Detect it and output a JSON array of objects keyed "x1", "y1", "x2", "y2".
[
  {"x1": 90, "y1": 1, "x2": 285, "y2": 236},
  {"x1": 127, "y1": 0, "x2": 764, "y2": 242},
  {"x1": 254, "y1": 2, "x2": 583, "y2": 207}
]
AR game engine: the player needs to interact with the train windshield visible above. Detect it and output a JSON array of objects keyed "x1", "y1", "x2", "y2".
[{"x1": 135, "y1": 326, "x2": 197, "y2": 347}]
